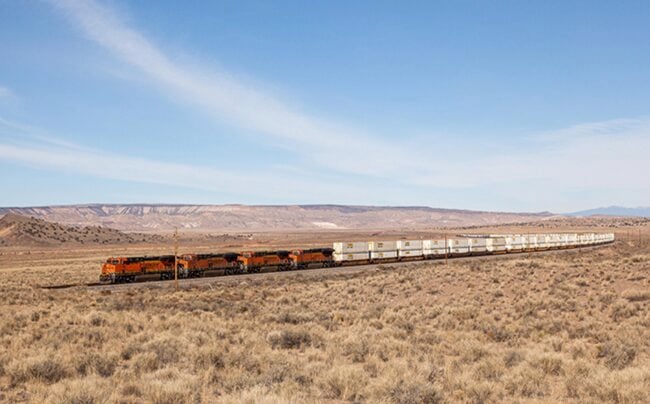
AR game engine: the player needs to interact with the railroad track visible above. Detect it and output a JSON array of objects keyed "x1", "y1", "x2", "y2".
[{"x1": 39, "y1": 243, "x2": 612, "y2": 291}]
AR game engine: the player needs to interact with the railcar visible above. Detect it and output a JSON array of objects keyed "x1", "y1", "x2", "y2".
[{"x1": 396, "y1": 240, "x2": 424, "y2": 260}]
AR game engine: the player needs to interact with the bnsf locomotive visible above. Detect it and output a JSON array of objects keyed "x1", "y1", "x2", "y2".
[
  {"x1": 99, "y1": 233, "x2": 615, "y2": 283},
  {"x1": 100, "y1": 248, "x2": 335, "y2": 283}
]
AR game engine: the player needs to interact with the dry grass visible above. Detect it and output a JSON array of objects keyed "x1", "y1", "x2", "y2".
[{"x1": 0, "y1": 227, "x2": 649, "y2": 403}]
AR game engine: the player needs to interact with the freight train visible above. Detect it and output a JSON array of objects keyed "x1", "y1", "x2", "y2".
[{"x1": 99, "y1": 232, "x2": 615, "y2": 283}]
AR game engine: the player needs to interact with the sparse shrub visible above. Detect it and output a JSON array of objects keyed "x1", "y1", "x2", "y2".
[
  {"x1": 483, "y1": 323, "x2": 510, "y2": 342},
  {"x1": 263, "y1": 362, "x2": 292, "y2": 385},
  {"x1": 473, "y1": 357, "x2": 504, "y2": 381},
  {"x1": 394, "y1": 317, "x2": 415, "y2": 334},
  {"x1": 342, "y1": 337, "x2": 370, "y2": 363},
  {"x1": 45, "y1": 377, "x2": 109, "y2": 404},
  {"x1": 622, "y1": 290, "x2": 650, "y2": 302},
  {"x1": 504, "y1": 366, "x2": 549, "y2": 397},
  {"x1": 609, "y1": 299, "x2": 639, "y2": 321},
  {"x1": 462, "y1": 381, "x2": 497, "y2": 404},
  {"x1": 388, "y1": 380, "x2": 442, "y2": 404},
  {"x1": 132, "y1": 352, "x2": 160, "y2": 374},
  {"x1": 597, "y1": 341, "x2": 636, "y2": 370},
  {"x1": 75, "y1": 352, "x2": 117, "y2": 377},
  {"x1": 534, "y1": 354, "x2": 564, "y2": 376},
  {"x1": 87, "y1": 312, "x2": 105, "y2": 327},
  {"x1": 266, "y1": 329, "x2": 312, "y2": 349},
  {"x1": 145, "y1": 379, "x2": 196, "y2": 404},
  {"x1": 121, "y1": 384, "x2": 142, "y2": 398},
  {"x1": 321, "y1": 365, "x2": 368, "y2": 401},
  {"x1": 460, "y1": 340, "x2": 489, "y2": 363},
  {"x1": 193, "y1": 346, "x2": 225, "y2": 371},
  {"x1": 9, "y1": 355, "x2": 70, "y2": 384},
  {"x1": 141, "y1": 336, "x2": 183, "y2": 367},
  {"x1": 274, "y1": 311, "x2": 313, "y2": 324}
]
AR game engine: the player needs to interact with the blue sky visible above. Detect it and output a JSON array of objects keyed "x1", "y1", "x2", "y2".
[{"x1": 0, "y1": 0, "x2": 648, "y2": 212}]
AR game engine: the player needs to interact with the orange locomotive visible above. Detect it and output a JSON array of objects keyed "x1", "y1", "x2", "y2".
[
  {"x1": 100, "y1": 255, "x2": 175, "y2": 283},
  {"x1": 237, "y1": 250, "x2": 292, "y2": 273},
  {"x1": 177, "y1": 253, "x2": 239, "y2": 277},
  {"x1": 289, "y1": 248, "x2": 335, "y2": 269}
]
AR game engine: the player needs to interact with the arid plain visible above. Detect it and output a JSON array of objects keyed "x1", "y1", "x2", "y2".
[{"x1": 0, "y1": 219, "x2": 648, "y2": 403}]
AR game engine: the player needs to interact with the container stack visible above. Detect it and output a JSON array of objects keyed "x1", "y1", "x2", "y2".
[
  {"x1": 450, "y1": 238, "x2": 470, "y2": 254},
  {"x1": 486, "y1": 237, "x2": 507, "y2": 253},
  {"x1": 422, "y1": 239, "x2": 448, "y2": 257},
  {"x1": 396, "y1": 240, "x2": 423, "y2": 258},
  {"x1": 469, "y1": 238, "x2": 488, "y2": 254},
  {"x1": 333, "y1": 242, "x2": 369, "y2": 262},
  {"x1": 368, "y1": 241, "x2": 398, "y2": 259}
]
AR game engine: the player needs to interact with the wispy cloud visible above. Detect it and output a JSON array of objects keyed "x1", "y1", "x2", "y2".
[
  {"x1": 0, "y1": 114, "x2": 648, "y2": 209},
  {"x1": 51, "y1": 0, "x2": 422, "y2": 178},
  {"x1": 410, "y1": 117, "x2": 650, "y2": 190},
  {"x1": 3, "y1": 0, "x2": 643, "y2": 210},
  {"x1": 0, "y1": 86, "x2": 13, "y2": 98},
  {"x1": 0, "y1": 117, "x2": 382, "y2": 202}
]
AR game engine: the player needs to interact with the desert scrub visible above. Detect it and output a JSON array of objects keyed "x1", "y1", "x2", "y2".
[
  {"x1": 8, "y1": 354, "x2": 70, "y2": 385},
  {"x1": 0, "y1": 227, "x2": 648, "y2": 402}
]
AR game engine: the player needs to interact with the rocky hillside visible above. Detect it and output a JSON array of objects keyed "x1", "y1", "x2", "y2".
[
  {"x1": 0, "y1": 213, "x2": 164, "y2": 247},
  {"x1": 0, "y1": 204, "x2": 556, "y2": 232}
]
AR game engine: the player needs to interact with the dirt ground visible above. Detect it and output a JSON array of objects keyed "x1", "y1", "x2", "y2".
[{"x1": 0, "y1": 223, "x2": 648, "y2": 403}]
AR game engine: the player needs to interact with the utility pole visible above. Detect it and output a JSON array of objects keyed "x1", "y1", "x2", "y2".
[
  {"x1": 174, "y1": 227, "x2": 178, "y2": 292},
  {"x1": 444, "y1": 233, "x2": 448, "y2": 265}
]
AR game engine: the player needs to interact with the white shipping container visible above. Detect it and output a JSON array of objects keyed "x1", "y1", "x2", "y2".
[
  {"x1": 334, "y1": 252, "x2": 369, "y2": 262},
  {"x1": 507, "y1": 236, "x2": 526, "y2": 250},
  {"x1": 469, "y1": 238, "x2": 487, "y2": 252},
  {"x1": 550, "y1": 234, "x2": 562, "y2": 247},
  {"x1": 422, "y1": 239, "x2": 449, "y2": 255},
  {"x1": 368, "y1": 241, "x2": 397, "y2": 252},
  {"x1": 333, "y1": 242, "x2": 368, "y2": 254},
  {"x1": 398, "y1": 249, "x2": 423, "y2": 258},
  {"x1": 450, "y1": 239, "x2": 470, "y2": 254},
  {"x1": 486, "y1": 237, "x2": 507, "y2": 252},
  {"x1": 422, "y1": 239, "x2": 447, "y2": 249},
  {"x1": 370, "y1": 251, "x2": 398, "y2": 259},
  {"x1": 397, "y1": 240, "x2": 423, "y2": 250}
]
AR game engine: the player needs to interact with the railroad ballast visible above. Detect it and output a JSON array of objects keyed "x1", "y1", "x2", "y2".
[{"x1": 99, "y1": 232, "x2": 615, "y2": 283}]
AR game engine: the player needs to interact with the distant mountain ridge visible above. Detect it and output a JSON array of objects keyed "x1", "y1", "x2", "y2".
[
  {"x1": 0, "y1": 213, "x2": 163, "y2": 247},
  {"x1": 568, "y1": 206, "x2": 650, "y2": 217},
  {"x1": 0, "y1": 204, "x2": 556, "y2": 232}
]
